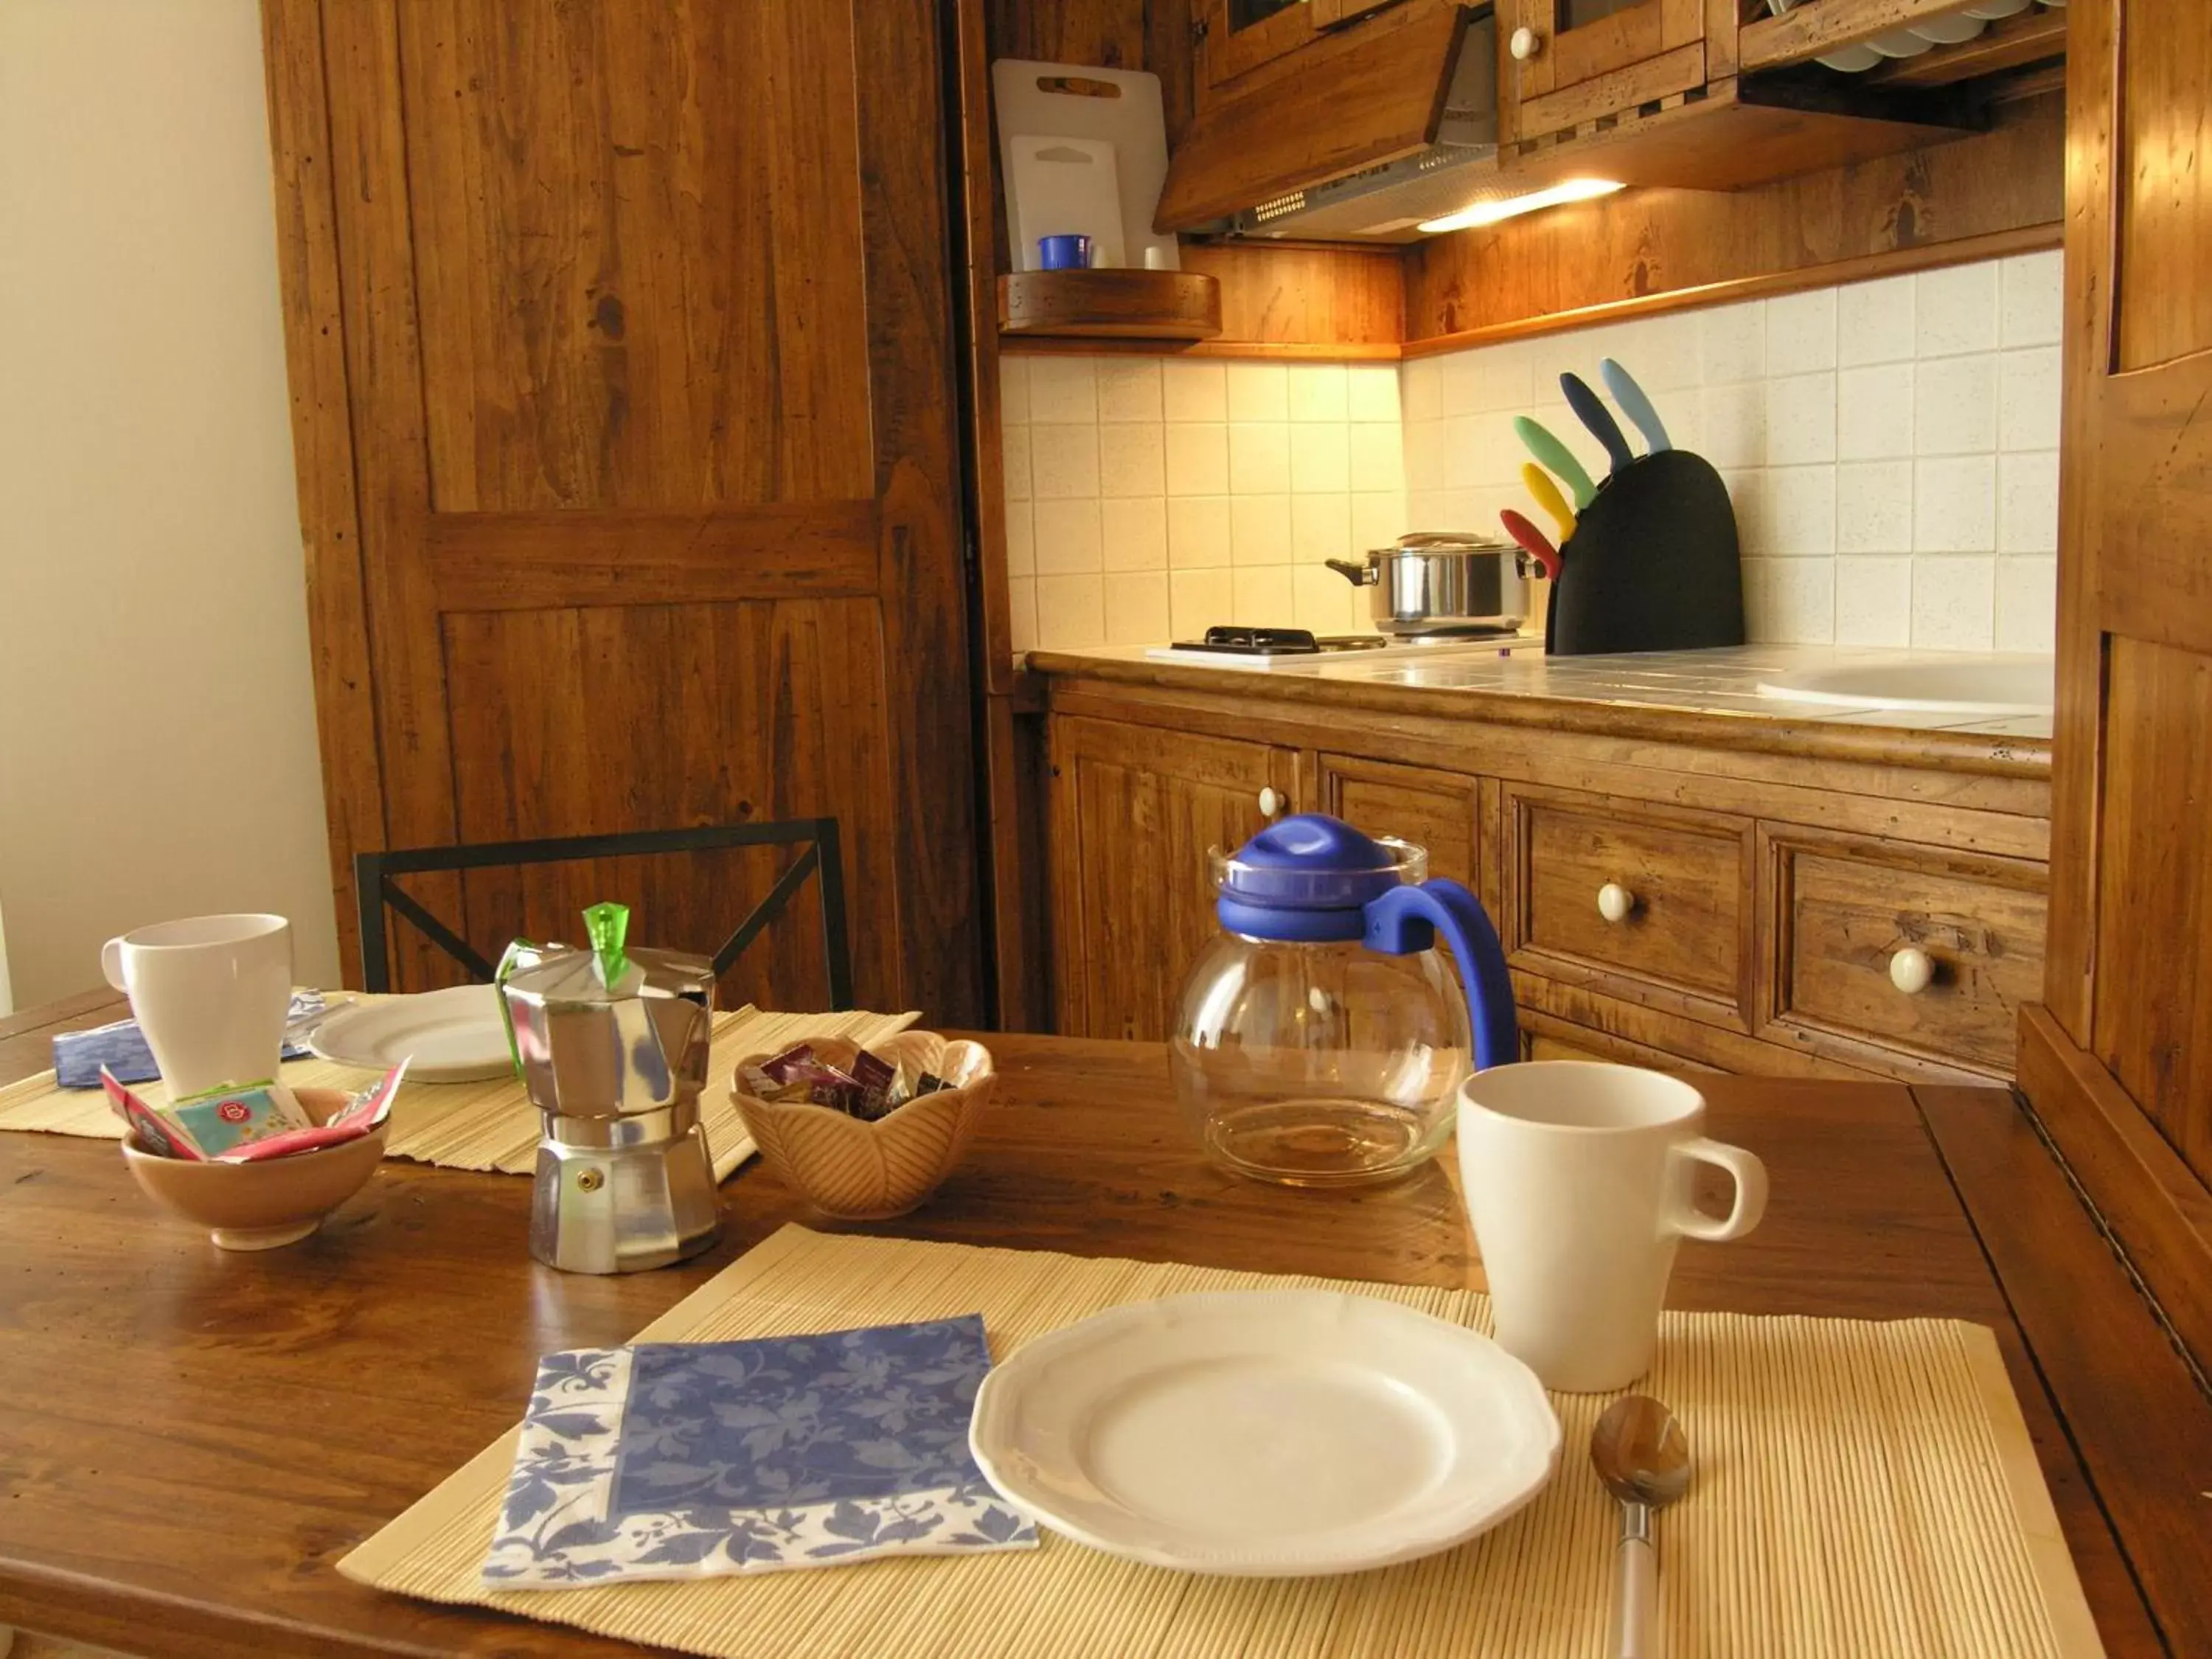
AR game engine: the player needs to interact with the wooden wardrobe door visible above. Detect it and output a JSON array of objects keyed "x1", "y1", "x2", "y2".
[
  {"x1": 2027, "y1": 0, "x2": 2212, "y2": 1418},
  {"x1": 263, "y1": 1, "x2": 981, "y2": 1021}
]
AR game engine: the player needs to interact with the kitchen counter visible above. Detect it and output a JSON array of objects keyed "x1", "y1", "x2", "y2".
[{"x1": 1026, "y1": 642, "x2": 2051, "y2": 779}]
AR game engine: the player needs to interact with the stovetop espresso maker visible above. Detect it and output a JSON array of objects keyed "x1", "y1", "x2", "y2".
[{"x1": 497, "y1": 903, "x2": 721, "y2": 1274}]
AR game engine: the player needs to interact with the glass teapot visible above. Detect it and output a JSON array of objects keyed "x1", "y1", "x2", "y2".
[{"x1": 1169, "y1": 813, "x2": 1517, "y2": 1188}]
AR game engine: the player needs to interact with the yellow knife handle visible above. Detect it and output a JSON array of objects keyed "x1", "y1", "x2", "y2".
[{"x1": 1522, "y1": 462, "x2": 1578, "y2": 544}]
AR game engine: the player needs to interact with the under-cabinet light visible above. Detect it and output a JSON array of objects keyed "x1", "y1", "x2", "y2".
[{"x1": 1417, "y1": 178, "x2": 1625, "y2": 235}]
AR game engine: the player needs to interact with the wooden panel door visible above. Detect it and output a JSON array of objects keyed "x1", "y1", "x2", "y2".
[
  {"x1": 2026, "y1": 0, "x2": 2212, "y2": 1480},
  {"x1": 1048, "y1": 717, "x2": 1301, "y2": 1040},
  {"x1": 262, "y1": 1, "x2": 981, "y2": 1020},
  {"x1": 1498, "y1": 0, "x2": 1710, "y2": 144}
]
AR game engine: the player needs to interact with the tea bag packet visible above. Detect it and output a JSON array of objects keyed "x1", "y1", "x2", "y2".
[
  {"x1": 742, "y1": 1043, "x2": 956, "y2": 1121},
  {"x1": 481, "y1": 1316, "x2": 1036, "y2": 1587},
  {"x1": 221, "y1": 1062, "x2": 407, "y2": 1163},
  {"x1": 163, "y1": 1080, "x2": 313, "y2": 1158}
]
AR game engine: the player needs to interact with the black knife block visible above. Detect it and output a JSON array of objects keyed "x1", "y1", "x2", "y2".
[{"x1": 1545, "y1": 448, "x2": 1746, "y2": 656}]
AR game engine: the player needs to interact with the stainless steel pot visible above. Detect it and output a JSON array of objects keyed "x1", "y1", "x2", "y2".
[{"x1": 1326, "y1": 532, "x2": 1536, "y2": 636}]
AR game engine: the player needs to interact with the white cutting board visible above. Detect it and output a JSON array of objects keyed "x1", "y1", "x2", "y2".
[
  {"x1": 992, "y1": 59, "x2": 1178, "y2": 272},
  {"x1": 1006, "y1": 136, "x2": 1127, "y2": 270}
]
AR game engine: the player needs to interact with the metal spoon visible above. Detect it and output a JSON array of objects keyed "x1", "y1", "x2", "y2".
[{"x1": 1590, "y1": 1395, "x2": 1691, "y2": 1659}]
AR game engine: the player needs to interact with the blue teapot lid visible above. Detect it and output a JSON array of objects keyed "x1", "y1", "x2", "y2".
[{"x1": 1213, "y1": 814, "x2": 1427, "y2": 942}]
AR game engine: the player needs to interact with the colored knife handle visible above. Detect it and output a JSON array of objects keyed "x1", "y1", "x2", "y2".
[
  {"x1": 1499, "y1": 509, "x2": 1561, "y2": 580},
  {"x1": 1513, "y1": 415, "x2": 1596, "y2": 511},
  {"x1": 1562, "y1": 372, "x2": 1635, "y2": 476},
  {"x1": 1521, "y1": 463, "x2": 1577, "y2": 544},
  {"x1": 1601, "y1": 357, "x2": 1672, "y2": 453}
]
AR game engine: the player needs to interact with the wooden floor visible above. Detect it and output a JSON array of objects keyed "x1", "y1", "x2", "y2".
[{"x1": 12, "y1": 1635, "x2": 125, "y2": 1658}]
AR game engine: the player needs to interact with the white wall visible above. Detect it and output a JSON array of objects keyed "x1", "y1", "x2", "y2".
[
  {"x1": 0, "y1": 0, "x2": 340, "y2": 1006},
  {"x1": 1003, "y1": 358, "x2": 1410, "y2": 650},
  {"x1": 1402, "y1": 251, "x2": 2063, "y2": 651}
]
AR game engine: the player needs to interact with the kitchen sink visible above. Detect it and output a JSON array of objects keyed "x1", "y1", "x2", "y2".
[{"x1": 1755, "y1": 655, "x2": 2054, "y2": 717}]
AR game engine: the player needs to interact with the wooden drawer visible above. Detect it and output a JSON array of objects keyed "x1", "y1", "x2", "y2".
[
  {"x1": 1761, "y1": 829, "x2": 2047, "y2": 1077},
  {"x1": 1503, "y1": 784, "x2": 1753, "y2": 1026}
]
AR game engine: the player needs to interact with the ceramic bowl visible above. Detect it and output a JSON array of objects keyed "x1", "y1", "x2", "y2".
[
  {"x1": 121, "y1": 1086, "x2": 389, "y2": 1251},
  {"x1": 729, "y1": 1032, "x2": 995, "y2": 1221}
]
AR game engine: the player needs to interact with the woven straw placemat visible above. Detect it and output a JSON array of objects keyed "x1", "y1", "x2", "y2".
[
  {"x1": 0, "y1": 1005, "x2": 917, "y2": 1182},
  {"x1": 339, "y1": 1225, "x2": 2102, "y2": 1659}
]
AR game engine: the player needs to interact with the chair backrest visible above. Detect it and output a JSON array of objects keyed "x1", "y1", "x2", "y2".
[{"x1": 353, "y1": 820, "x2": 851, "y2": 1008}]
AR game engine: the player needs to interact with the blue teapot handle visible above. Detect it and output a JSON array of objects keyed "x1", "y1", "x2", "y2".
[{"x1": 1361, "y1": 879, "x2": 1519, "y2": 1071}]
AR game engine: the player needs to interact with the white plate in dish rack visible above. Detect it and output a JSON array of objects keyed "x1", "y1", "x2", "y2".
[
  {"x1": 307, "y1": 984, "x2": 512, "y2": 1082},
  {"x1": 968, "y1": 1290, "x2": 1560, "y2": 1576}
]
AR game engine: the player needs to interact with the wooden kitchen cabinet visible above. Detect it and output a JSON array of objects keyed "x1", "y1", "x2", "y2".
[
  {"x1": 1315, "y1": 754, "x2": 1481, "y2": 891},
  {"x1": 1497, "y1": 0, "x2": 1720, "y2": 145},
  {"x1": 1047, "y1": 716, "x2": 1304, "y2": 1040},
  {"x1": 1034, "y1": 661, "x2": 2051, "y2": 1086},
  {"x1": 1196, "y1": 0, "x2": 1411, "y2": 107}
]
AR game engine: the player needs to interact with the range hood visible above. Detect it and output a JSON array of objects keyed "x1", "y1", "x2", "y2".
[{"x1": 1227, "y1": 9, "x2": 1507, "y2": 244}]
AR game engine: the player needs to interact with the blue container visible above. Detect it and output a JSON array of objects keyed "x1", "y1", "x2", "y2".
[{"x1": 1037, "y1": 234, "x2": 1093, "y2": 271}]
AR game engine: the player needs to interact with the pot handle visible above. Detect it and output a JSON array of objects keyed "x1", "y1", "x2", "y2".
[
  {"x1": 1324, "y1": 557, "x2": 1376, "y2": 587},
  {"x1": 1361, "y1": 879, "x2": 1519, "y2": 1071}
]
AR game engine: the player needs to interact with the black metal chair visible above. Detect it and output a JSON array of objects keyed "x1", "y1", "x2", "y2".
[{"x1": 353, "y1": 820, "x2": 851, "y2": 1006}]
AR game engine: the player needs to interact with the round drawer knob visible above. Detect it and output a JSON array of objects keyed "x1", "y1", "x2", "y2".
[
  {"x1": 1596, "y1": 883, "x2": 1635, "y2": 924},
  {"x1": 1509, "y1": 25, "x2": 1543, "y2": 60},
  {"x1": 1259, "y1": 787, "x2": 1284, "y2": 818},
  {"x1": 1890, "y1": 947, "x2": 1935, "y2": 996}
]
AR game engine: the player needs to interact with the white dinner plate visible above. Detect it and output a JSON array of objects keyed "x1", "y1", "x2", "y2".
[
  {"x1": 307, "y1": 984, "x2": 512, "y2": 1082},
  {"x1": 969, "y1": 1290, "x2": 1560, "y2": 1576}
]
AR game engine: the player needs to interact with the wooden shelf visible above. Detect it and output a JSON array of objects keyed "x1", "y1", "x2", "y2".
[{"x1": 996, "y1": 270, "x2": 1222, "y2": 341}]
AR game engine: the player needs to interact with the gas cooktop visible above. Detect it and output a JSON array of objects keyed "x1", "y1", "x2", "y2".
[{"x1": 1144, "y1": 625, "x2": 1528, "y2": 667}]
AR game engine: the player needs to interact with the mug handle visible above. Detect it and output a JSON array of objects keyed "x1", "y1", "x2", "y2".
[
  {"x1": 100, "y1": 936, "x2": 128, "y2": 992},
  {"x1": 1666, "y1": 1138, "x2": 1768, "y2": 1242}
]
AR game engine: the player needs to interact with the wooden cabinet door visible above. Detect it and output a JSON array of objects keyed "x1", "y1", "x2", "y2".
[
  {"x1": 1315, "y1": 755, "x2": 1480, "y2": 891},
  {"x1": 1199, "y1": 0, "x2": 1323, "y2": 102},
  {"x1": 1498, "y1": 0, "x2": 1710, "y2": 142},
  {"x1": 263, "y1": 1, "x2": 980, "y2": 1019},
  {"x1": 1048, "y1": 717, "x2": 1301, "y2": 1040},
  {"x1": 2029, "y1": 0, "x2": 2212, "y2": 1395}
]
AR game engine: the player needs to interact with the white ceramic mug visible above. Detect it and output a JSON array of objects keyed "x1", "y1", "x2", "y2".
[
  {"x1": 100, "y1": 914, "x2": 292, "y2": 1099},
  {"x1": 1456, "y1": 1062, "x2": 1767, "y2": 1393}
]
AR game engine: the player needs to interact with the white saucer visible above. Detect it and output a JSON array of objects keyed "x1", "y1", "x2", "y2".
[
  {"x1": 969, "y1": 1290, "x2": 1559, "y2": 1576},
  {"x1": 307, "y1": 984, "x2": 512, "y2": 1082}
]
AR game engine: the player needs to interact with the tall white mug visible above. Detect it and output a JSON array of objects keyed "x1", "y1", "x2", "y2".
[
  {"x1": 100, "y1": 914, "x2": 292, "y2": 1099},
  {"x1": 1457, "y1": 1062, "x2": 1767, "y2": 1393}
]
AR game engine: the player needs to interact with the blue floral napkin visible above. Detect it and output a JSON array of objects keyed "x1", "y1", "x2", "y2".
[
  {"x1": 482, "y1": 1316, "x2": 1037, "y2": 1587},
  {"x1": 53, "y1": 992, "x2": 327, "y2": 1088}
]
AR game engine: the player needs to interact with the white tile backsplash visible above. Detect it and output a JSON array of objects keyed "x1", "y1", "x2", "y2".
[
  {"x1": 1289, "y1": 363, "x2": 1349, "y2": 422},
  {"x1": 1167, "y1": 495, "x2": 1231, "y2": 569},
  {"x1": 1288, "y1": 421, "x2": 1350, "y2": 494},
  {"x1": 1913, "y1": 354, "x2": 1997, "y2": 456},
  {"x1": 1837, "y1": 275, "x2": 1915, "y2": 367},
  {"x1": 1228, "y1": 422, "x2": 1291, "y2": 494},
  {"x1": 1912, "y1": 556, "x2": 1995, "y2": 650},
  {"x1": 1096, "y1": 358, "x2": 1161, "y2": 423},
  {"x1": 1099, "y1": 421, "x2": 1164, "y2": 497},
  {"x1": 1395, "y1": 251, "x2": 2061, "y2": 655},
  {"x1": 1226, "y1": 362, "x2": 1289, "y2": 422},
  {"x1": 1162, "y1": 359, "x2": 1226, "y2": 422},
  {"x1": 1028, "y1": 356, "x2": 1096, "y2": 422},
  {"x1": 1003, "y1": 254, "x2": 2056, "y2": 654},
  {"x1": 995, "y1": 350, "x2": 1408, "y2": 648},
  {"x1": 1099, "y1": 496, "x2": 1166, "y2": 571},
  {"x1": 1231, "y1": 492, "x2": 1292, "y2": 566}
]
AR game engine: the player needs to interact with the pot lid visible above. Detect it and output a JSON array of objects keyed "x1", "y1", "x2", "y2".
[{"x1": 1211, "y1": 813, "x2": 1427, "y2": 914}]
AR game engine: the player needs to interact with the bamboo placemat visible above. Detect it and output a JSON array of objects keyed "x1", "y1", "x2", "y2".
[
  {"x1": 0, "y1": 1006, "x2": 918, "y2": 1182},
  {"x1": 340, "y1": 1226, "x2": 2103, "y2": 1659}
]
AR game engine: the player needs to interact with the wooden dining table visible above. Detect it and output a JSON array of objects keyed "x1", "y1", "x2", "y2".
[{"x1": 0, "y1": 990, "x2": 2205, "y2": 1658}]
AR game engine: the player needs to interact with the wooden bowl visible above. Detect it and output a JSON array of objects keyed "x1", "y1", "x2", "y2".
[
  {"x1": 120, "y1": 1087, "x2": 389, "y2": 1251},
  {"x1": 729, "y1": 1032, "x2": 995, "y2": 1221}
]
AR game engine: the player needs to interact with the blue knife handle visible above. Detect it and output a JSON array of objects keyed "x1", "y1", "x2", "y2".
[
  {"x1": 1562, "y1": 372, "x2": 1635, "y2": 476},
  {"x1": 1601, "y1": 357, "x2": 1672, "y2": 453}
]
